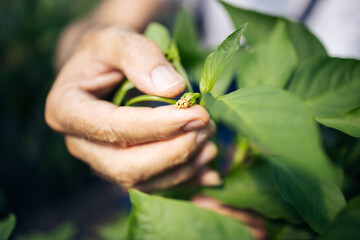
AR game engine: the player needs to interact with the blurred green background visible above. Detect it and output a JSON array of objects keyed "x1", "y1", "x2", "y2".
[{"x1": 0, "y1": 0, "x2": 130, "y2": 238}]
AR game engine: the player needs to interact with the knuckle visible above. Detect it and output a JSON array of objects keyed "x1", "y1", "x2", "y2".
[
  {"x1": 104, "y1": 109, "x2": 131, "y2": 147},
  {"x1": 44, "y1": 91, "x2": 62, "y2": 132}
]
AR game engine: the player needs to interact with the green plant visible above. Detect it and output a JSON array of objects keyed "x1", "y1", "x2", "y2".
[{"x1": 110, "y1": 2, "x2": 360, "y2": 239}]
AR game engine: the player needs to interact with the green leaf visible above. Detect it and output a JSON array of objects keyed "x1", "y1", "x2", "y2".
[
  {"x1": 210, "y1": 50, "x2": 242, "y2": 97},
  {"x1": 127, "y1": 189, "x2": 254, "y2": 240},
  {"x1": 270, "y1": 159, "x2": 345, "y2": 233},
  {"x1": 272, "y1": 224, "x2": 314, "y2": 240},
  {"x1": 316, "y1": 107, "x2": 360, "y2": 138},
  {"x1": 15, "y1": 222, "x2": 76, "y2": 240},
  {"x1": 237, "y1": 20, "x2": 297, "y2": 88},
  {"x1": 173, "y1": 8, "x2": 205, "y2": 65},
  {"x1": 203, "y1": 86, "x2": 345, "y2": 232},
  {"x1": 199, "y1": 24, "x2": 247, "y2": 94},
  {"x1": 144, "y1": 22, "x2": 171, "y2": 53},
  {"x1": 286, "y1": 21, "x2": 327, "y2": 63},
  {"x1": 220, "y1": 1, "x2": 327, "y2": 63},
  {"x1": 203, "y1": 160, "x2": 302, "y2": 223},
  {"x1": 317, "y1": 196, "x2": 360, "y2": 240},
  {"x1": 288, "y1": 58, "x2": 360, "y2": 117},
  {"x1": 220, "y1": 1, "x2": 276, "y2": 44},
  {"x1": 0, "y1": 213, "x2": 16, "y2": 240}
]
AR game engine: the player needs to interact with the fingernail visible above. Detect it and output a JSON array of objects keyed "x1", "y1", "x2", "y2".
[
  {"x1": 182, "y1": 120, "x2": 206, "y2": 131},
  {"x1": 201, "y1": 171, "x2": 222, "y2": 187},
  {"x1": 151, "y1": 65, "x2": 184, "y2": 92},
  {"x1": 196, "y1": 127, "x2": 212, "y2": 145}
]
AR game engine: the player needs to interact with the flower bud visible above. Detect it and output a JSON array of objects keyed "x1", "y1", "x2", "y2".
[{"x1": 175, "y1": 93, "x2": 201, "y2": 109}]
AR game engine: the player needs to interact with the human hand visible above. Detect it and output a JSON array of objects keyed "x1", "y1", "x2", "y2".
[
  {"x1": 45, "y1": 25, "x2": 220, "y2": 192},
  {"x1": 192, "y1": 195, "x2": 267, "y2": 240}
]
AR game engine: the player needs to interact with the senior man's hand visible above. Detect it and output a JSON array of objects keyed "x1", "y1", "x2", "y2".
[{"x1": 45, "y1": 25, "x2": 219, "y2": 192}]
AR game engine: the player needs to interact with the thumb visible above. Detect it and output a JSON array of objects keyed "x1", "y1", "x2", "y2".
[{"x1": 81, "y1": 25, "x2": 186, "y2": 98}]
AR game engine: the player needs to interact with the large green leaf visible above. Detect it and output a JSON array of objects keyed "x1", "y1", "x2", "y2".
[
  {"x1": 144, "y1": 22, "x2": 171, "y2": 53},
  {"x1": 127, "y1": 189, "x2": 254, "y2": 240},
  {"x1": 317, "y1": 196, "x2": 360, "y2": 240},
  {"x1": 288, "y1": 58, "x2": 360, "y2": 117},
  {"x1": 203, "y1": 160, "x2": 302, "y2": 223},
  {"x1": 237, "y1": 20, "x2": 297, "y2": 88},
  {"x1": 270, "y1": 159, "x2": 345, "y2": 233},
  {"x1": 316, "y1": 107, "x2": 360, "y2": 138},
  {"x1": 0, "y1": 213, "x2": 16, "y2": 240},
  {"x1": 199, "y1": 24, "x2": 247, "y2": 94},
  {"x1": 221, "y1": 1, "x2": 327, "y2": 62},
  {"x1": 203, "y1": 86, "x2": 345, "y2": 232},
  {"x1": 285, "y1": 21, "x2": 327, "y2": 63}
]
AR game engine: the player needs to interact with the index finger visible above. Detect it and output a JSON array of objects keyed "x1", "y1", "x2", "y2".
[{"x1": 46, "y1": 83, "x2": 210, "y2": 147}]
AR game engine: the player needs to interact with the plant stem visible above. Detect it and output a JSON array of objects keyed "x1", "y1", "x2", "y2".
[
  {"x1": 125, "y1": 95, "x2": 177, "y2": 106},
  {"x1": 112, "y1": 79, "x2": 135, "y2": 106},
  {"x1": 172, "y1": 61, "x2": 193, "y2": 93}
]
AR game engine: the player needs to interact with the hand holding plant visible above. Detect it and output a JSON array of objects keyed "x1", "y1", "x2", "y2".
[{"x1": 45, "y1": 25, "x2": 220, "y2": 192}]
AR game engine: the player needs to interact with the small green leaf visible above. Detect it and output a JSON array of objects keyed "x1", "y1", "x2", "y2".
[
  {"x1": 199, "y1": 24, "x2": 247, "y2": 93},
  {"x1": 237, "y1": 20, "x2": 297, "y2": 88},
  {"x1": 317, "y1": 196, "x2": 360, "y2": 240},
  {"x1": 0, "y1": 213, "x2": 16, "y2": 240},
  {"x1": 316, "y1": 107, "x2": 360, "y2": 138},
  {"x1": 210, "y1": 50, "x2": 242, "y2": 97},
  {"x1": 144, "y1": 22, "x2": 171, "y2": 53},
  {"x1": 127, "y1": 189, "x2": 254, "y2": 240},
  {"x1": 203, "y1": 160, "x2": 302, "y2": 223},
  {"x1": 203, "y1": 86, "x2": 345, "y2": 232},
  {"x1": 288, "y1": 58, "x2": 360, "y2": 117}
]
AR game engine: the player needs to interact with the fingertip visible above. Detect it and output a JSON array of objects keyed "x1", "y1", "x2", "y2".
[
  {"x1": 199, "y1": 170, "x2": 222, "y2": 187},
  {"x1": 179, "y1": 105, "x2": 211, "y2": 131}
]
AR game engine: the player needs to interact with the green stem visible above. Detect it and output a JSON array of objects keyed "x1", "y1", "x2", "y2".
[
  {"x1": 112, "y1": 79, "x2": 135, "y2": 106},
  {"x1": 125, "y1": 95, "x2": 177, "y2": 106},
  {"x1": 172, "y1": 61, "x2": 193, "y2": 93}
]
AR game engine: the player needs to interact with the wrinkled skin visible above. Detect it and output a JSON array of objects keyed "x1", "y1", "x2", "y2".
[{"x1": 46, "y1": 25, "x2": 219, "y2": 192}]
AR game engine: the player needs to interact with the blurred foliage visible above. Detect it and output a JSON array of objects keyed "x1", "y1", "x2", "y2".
[
  {"x1": 97, "y1": 213, "x2": 130, "y2": 240},
  {"x1": 15, "y1": 222, "x2": 76, "y2": 240},
  {"x1": 0, "y1": 213, "x2": 16, "y2": 240},
  {"x1": 0, "y1": 0, "x2": 98, "y2": 234}
]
